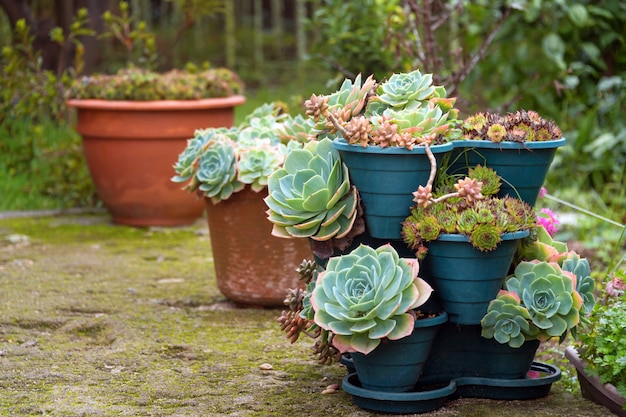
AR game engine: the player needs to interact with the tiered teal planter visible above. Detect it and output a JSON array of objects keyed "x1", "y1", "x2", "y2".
[
  {"x1": 329, "y1": 137, "x2": 566, "y2": 414},
  {"x1": 343, "y1": 324, "x2": 556, "y2": 413},
  {"x1": 421, "y1": 230, "x2": 530, "y2": 325},
  {"x1": 420, "y1": 322, "x2": 540, "y2": 381},
  {"x1": 447, "y1": 138, "x2": 566, "y2": 206},
  {"x1": 333, "y1": 139, "x2": 453, "y2": 240},
  {"x1": 350, "y1": 312, "x2": 448, "y2": 393}
]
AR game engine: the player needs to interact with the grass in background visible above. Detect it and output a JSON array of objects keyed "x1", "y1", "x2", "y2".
[
  {"x1": 0, "y1": 119, "x2": 97, "y2": 211},
  {"x1": 235, "y1": 62, "x2": 338, "y2": 124}
]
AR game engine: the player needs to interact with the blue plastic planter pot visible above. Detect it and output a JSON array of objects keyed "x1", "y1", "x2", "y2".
[
  {"x1": 421, "y1": 322, "x2": 541, "y2": 381},
  {"x1": 349, "y1": 312, "x2": 448, "y2": 393},
  {"x1": 421, "y1": 230, "x2": 530, "y2": 325},
  {"x1": 447, "y1": 138, "x2": 566, "y2": 206},
  {"x1": 333, "y1": 139, "x2": 453, "y2": 240}
]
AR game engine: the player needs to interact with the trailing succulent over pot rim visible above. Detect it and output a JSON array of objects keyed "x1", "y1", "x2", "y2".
[
  {"x1": 310, "y1": 244, "x2": 433, "y2": 355},
  {"x1": 402, "y1": 165, "x2": 536, "y2": 257}
]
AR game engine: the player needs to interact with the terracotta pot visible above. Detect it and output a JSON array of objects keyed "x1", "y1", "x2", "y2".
[
  {"x1": 205, "y1": 186, "x2": 312, "y2": 307},
  {"x1": 67, "y1": 96, "x2": 246, "y2": 226}
]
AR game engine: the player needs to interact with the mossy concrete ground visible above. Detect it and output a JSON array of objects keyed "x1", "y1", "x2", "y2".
[{"x1": 0, "y1": 214, "x2": 615, "y2": 416}]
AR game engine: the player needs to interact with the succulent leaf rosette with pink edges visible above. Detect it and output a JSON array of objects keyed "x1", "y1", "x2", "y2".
[{"x1": 310, "y1": 244, "x2": 433, "y2": 355}]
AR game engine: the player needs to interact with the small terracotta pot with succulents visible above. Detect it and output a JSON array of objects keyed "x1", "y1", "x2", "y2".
[
  {"x1": 449, "y1": 110, "x2": 567, "y2": 206},
  {"x1": 66, "y1": 67, "x2": 246, "y2": 227},
  {"x1": 171, "y1": 103, "x2": 316, "y2": 306}
]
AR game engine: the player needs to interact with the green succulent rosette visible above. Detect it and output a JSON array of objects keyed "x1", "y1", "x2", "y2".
[
  {"x1": 378, "y1": 103, "x2": 454, "y2": 139},
  {"x1": 561, "y1": 252, "x2": 595, "y2": 315},
  {"x1": 481, "y1": 291, "x2": 539, "y2": 348},
  {"x1": 195, "y1": 135, "x2": 244, "y2": 203},
  {"x1": 505, "y1": 260, "x2": 584, "y2": 341},
  {"x1": 172, "y1": 128, "x2": 230, "y2": 183},
  {"x1": 173, "y1": 102, "x2": 309, "y2": 204},
  {"x1": 374, "y1": 69, "x2": 436, "y2": 108},
  {"x1": 237, "y1": 140, "x2": 285, "y2": 192},
  {"x1": 310, "y1": 244, "x2": 433, "y2": 354},
  {"x1": 264, "y1": 138, "x2": 358, "y2": 241}
]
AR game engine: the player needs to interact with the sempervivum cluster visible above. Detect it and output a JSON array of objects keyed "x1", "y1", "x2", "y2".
[
  {"x1": 462, "y1": 110, "x2": 563, "y2": 143},
  {"x1": 402, "y1": 166, "x2": 537, "y2": 256}
]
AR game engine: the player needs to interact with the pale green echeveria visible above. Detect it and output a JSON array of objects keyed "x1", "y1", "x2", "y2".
[
  {"x1": 375, "y1": 69, "x2": 435, "y2": 108},
  {"x1": 561, "y1": 252, "x2": 595, "y2": 315},
  {"x1": 241, "y1": 102, "x2": 287, "y2": 127},
  {"x1": 195, "y1": 135, "x2": 244, "y2": 203},
  {"x1": 237, "y1": 140, "x2": 285, "y2": 192},
  {"x1": 264, "y1": 138, "x2": 358, "y2": 241},
  {"x1": 273, "y1": 114, "x2": 317, "y2": 144},
  {"x1": 481, "y1": 291, "x2": 539, "y2": 348},
  {"x1": 310, "y1": 244, "x2": 433, "y2": 354},
  {"x1": 378, "y1": 103, "x2": 454, "y2": 138},
  {"x1": 505, "y1": 260, "x2": 584, "y2": 341},
  {"x1": 171, "y1": 127, "x2": 230, "y2": 183}
]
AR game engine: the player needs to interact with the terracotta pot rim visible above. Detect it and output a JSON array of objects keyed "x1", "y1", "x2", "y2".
[{"x1": 66, "y1": 95, "x2": 246, "y2": 111}]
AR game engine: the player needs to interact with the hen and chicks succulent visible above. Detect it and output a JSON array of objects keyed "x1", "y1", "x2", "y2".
[
  {"x1": 462, "y1": 110, "x2": 563, "y2": 143},
  {"x1": 402, "y1": 165, "x2": 536, "y2": 257}
]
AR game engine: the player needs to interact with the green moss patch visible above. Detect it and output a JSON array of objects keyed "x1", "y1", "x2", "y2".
[{"x1": 0, "y1": 214, "x2": 615, "y2": 416}]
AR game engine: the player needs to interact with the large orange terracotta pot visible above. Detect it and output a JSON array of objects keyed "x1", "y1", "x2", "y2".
[
  {"x1": 67, "y1": 96, "x2": 246, "y2": 226},
  {"x1": 205, "y1": 186, "x2": 312, "y2": 307}
]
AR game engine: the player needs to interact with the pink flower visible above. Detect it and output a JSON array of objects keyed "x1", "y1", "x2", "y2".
[
  {"x1": 606, "y1": 276, "x2": 626, "y2": 297},
  {"x1": 539, "y1": 187, "x2": 548, "y2": 198},
  {"x1": 527, "y1": 370, "x2": 541, "y2": 379},
  {"x1": 537, "y1": 208, "x2": 559, "y2": 237}
]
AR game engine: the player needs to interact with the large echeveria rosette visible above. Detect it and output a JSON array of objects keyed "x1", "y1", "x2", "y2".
[
  {"x1": 264, "y1": 138, "x2": 358, "y2": 241},
  {"x1": 504, "y1": 260, "x2": 584, "y2": 341},
  {"x1": 310, "y1": 244, "x2": 433, "y2": 355}
]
